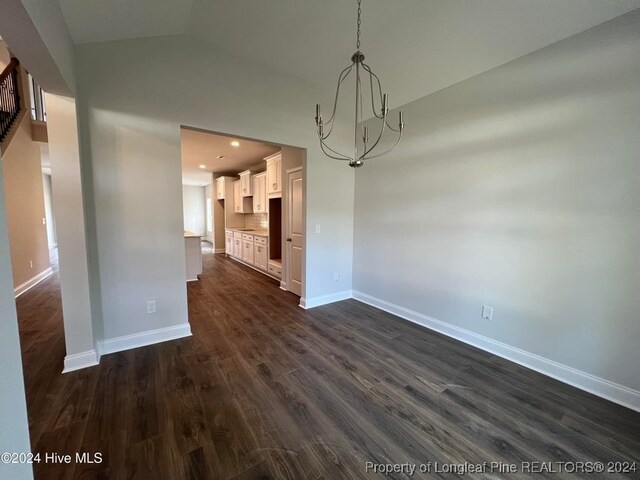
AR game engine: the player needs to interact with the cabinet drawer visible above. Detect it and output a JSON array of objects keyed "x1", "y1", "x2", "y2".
[
  {"x1": 225, "y1": 230, "x2": 234, "y2": 238},
  {"x1": 242, "y1": 233, "x2": 254, "y2": 241},
  {"x1": 254, "y1": 236, "x2": 267, "y2": 245},
  {"x1": 233, "y1": 231, "x2": 242, "y2": 239},
  {"x1": 267, "y1": 263, "x2": 282, "y2": 279}
]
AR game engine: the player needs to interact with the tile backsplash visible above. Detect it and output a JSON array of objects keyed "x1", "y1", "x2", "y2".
[{"x1": 245, "y1": 213, "x2": 268, "y2": 230}]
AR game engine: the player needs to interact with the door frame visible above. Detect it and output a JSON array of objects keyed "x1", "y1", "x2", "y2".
[{"x1": 284, "y1": 166, "x2": 304, "y2": 297}]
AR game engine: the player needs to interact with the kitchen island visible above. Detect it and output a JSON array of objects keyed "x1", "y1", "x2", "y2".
[{"x1": 184, "y1": 231, "x2": 203, "y2": 282}]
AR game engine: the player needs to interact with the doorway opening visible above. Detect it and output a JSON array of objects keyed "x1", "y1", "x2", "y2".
[{"x1": 179, "y1": 126, "x2": 306, "y2": 298}]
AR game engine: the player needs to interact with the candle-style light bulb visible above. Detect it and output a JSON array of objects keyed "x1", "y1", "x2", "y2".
[
  {"x1": 382, "y1": 94, "x2": 388, "y2": 116},
  {"x1": 315, "y1": 104, "x2": 321, "y2": 125},
  {"x1": 399, "y1": 111, "x2": 404, "y2": 130},
  {"x1": 363, "y1": 126, "x2": 369, "y2": 143}
]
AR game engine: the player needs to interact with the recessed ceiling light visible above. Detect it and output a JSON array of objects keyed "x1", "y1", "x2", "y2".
[
  {"x1": 199, "y1": 164, "x2": 206, "y2": 169},
  {"x1": 217, "y1": 155, "x2": 225, "y2": 159},
  {"x1": 230, "y1": 141, "x2": 240, "y2": 147}
]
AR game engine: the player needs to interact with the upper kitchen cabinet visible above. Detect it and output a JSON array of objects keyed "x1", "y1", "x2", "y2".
[
  {"x1": 239, "y1": 170, "x2": 253, "y2": 197},
  {"x1": 265, "y1": 152, "x2": 282, "y2": 198},
  {"x1": 215, "y1": 175, "x2": 235, "y2": 200},
  {"x1": 252, "y1": 172, "x2": 268, "y2": 213},
  {"x1": 234, "y1": 180, "x2": 253, "y2": 213}
]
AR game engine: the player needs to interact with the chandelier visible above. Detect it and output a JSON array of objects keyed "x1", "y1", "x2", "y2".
[{"x1": 315, "y1": 0, "x2": 404, "y2": 168}]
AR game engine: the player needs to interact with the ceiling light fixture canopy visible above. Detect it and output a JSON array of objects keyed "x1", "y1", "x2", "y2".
[{"x1": 315, "y1": 0, "x2": 404, "y2": 168}]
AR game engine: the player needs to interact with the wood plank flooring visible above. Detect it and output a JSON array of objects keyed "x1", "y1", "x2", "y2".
[{"x1": 15, "y1": 246, "x2": 640, "y2": 479}]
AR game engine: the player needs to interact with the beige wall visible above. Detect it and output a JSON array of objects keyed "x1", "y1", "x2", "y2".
[
  {"x1": 0, "y1": 38, "x2": 11, "y2": 70},
  {"x1": 1, "y1": 114, "x2": 50, "y2": 289},
  {"x1": 354, "y1": 10, "x2": 640, "y2": 401}
]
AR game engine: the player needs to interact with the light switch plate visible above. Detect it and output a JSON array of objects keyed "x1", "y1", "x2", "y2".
[{"x1": 481, "y1": 304, "x2": 493, "y2": 320}]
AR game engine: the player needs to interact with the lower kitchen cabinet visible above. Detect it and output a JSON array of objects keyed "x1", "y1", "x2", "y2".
[
  {"x1": 225, "y1": 230, "x2": 233, "y2": 255},
  {"x1": 225, "y1": 230, "x2": 276, "y2": 278},
  {"x1": 254, "y1": 237, "x2": 268, "y2": 271},
  {"x1": 232, "y1": 232, "x2": 242, "y2": 258},
  {"x1": 242, "y1": 239, "x2": 254, "y2": 264}
]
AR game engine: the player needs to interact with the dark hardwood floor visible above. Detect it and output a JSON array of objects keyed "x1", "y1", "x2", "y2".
[{"x1": 15, "y1": 246, "x2": 640, "y2": 479}]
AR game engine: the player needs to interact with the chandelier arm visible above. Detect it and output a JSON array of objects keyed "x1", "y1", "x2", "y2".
[
  {"x1": 362, "y1": 63, "x2": 385, "y2": 119},
  {"x1": 358, "y1": 72, "x2": 365, "y2": 142},
  {"x1": 385, "y1": 119, "x2": 401, "y2": 133},
  {"x1": 362, "y1": 129, "x2": 403, "y2": 160},
  {"x1": 360, "y1": 117, "x2": 387, "y2": 159},
  {"x1": 319, "y1": 137, "x2": 352, "y2": 161},
  {"x1": 323, "y1": 63, "x2": 354, "y2": 130}
]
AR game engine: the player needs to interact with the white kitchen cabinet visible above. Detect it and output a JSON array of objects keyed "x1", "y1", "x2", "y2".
[
  {"x1": 233, "y1": 180, "x2": 253, "y2": 213},
  {"x1": 265, "y1": 152, "x2": 282, "y2": 197},
  {"x1": 267, "y1": 260, "x2": 282, "y2": 279},
  {"x1": 232, "y1": 231, "x2": 242, "y2": 257},
  {"x1": 254, "y1": 236, "x2": 268, "y2": 271},
  {"x1": 242, "y1": 236, "x2": 254, "y2": 264},
  {"x1": 216, "y1": 176, "x2": 226, "y2": 200},
  {"x1": 225, "y1": 230, "x2": 233, "y2": 255},
  {"x1": 239, "y1": 170, "x2": 253, "y2": 197},
  {"x1": 252, "y1": 172, "x2": 268, "y2": 213}
]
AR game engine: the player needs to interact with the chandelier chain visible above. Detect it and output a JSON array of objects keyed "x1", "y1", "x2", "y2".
[
  {"x1": 356, "y1": 0, "x2": 361, "y2": 50},
  {"x1": 315, "y1": 0, "x2": 404, "y2": 167}
]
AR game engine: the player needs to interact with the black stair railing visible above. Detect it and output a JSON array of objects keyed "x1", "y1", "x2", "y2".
[{"x1": 0, "y1": 58, "x2": 21, "y2": 143}]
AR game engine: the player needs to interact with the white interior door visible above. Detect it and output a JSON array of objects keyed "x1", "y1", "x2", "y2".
[{"x1": 286, "y1": 168, "x2": 303, "y2": 296}]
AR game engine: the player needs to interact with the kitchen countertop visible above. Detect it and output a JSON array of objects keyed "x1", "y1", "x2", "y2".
[
  {"x1": 225, "y1": 228, "x2": 269, "y2": 237},
  {"x1": 184, "y1": 231, "x2": 202, "y2": 238}
]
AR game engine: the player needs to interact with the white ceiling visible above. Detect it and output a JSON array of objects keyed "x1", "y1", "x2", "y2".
[
  {"x1": 180, "y1": 127, "x2": 279, "y2": 186},
  {"x1": 58, "y1": 0, "x2": 640, "y2": 107}
]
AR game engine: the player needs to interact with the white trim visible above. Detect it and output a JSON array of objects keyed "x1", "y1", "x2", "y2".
[
  {"x1": 352, "y1": 291, "x2": 640, "y2": 413},
  {"x1": 14, "y1": 267, "x2": 53, "y2": 298},
  {"x1": 98, "y1": 323, "x2": 192, "y2": 356},
  {"x1": 280, "y1": 281, "x2": 287, "y2": 291},
  {"x1": 300, "y1": 290, "x2": 353, "y2": 309},
  {"x1": 214, "y1": 248, "x2": 226, "y2": 254},
  {"x1": 63, "y1": 349, "x2": 99, "y2": 373}
]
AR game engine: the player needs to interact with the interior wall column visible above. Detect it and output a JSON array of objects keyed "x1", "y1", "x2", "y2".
[{"x1": 45, "y1": 93, "x2": 98, "y2": 371}]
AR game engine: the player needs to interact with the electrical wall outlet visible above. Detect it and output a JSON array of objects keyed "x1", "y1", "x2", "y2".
[
  {"x1": 29, "y1": 260, "x2": 33, "y2": 269},
  {"x1": 481, "y1": 304, "x2": 493, "y2": 320},
  {"x1": 146, "y1": 300, "x2": 157, "y2": 314},
  {"x1": 315, "y1": 224, "x2": 321, "y2": 233}
]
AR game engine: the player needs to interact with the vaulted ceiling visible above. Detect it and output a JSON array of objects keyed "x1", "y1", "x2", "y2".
[{"x1": 58, "y1": 0, "x2": 640, "y2": 107}]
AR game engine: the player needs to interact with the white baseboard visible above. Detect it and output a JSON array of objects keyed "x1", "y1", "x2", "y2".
[
  {"x1": 14, "y1": 267, "x2": 53, "y2": 298},
  {"x1": 63, "y1": 349, "x2": 99, "y2": 373},
  {"x1": 352, "y1": 291, "x2": 640, "y2": 413},
  {"x1": 98, "y1": 323, "x2": 192, "y2": 356},
  {"x1": 280, "y1": 281, "x2": 287, "y2": 291},
  {"x1": 214, "y1": 248, "x2": 226, "y2": 253},
  {"x1": 300, "y1": 290, "x2": 353, "y2": 309}
]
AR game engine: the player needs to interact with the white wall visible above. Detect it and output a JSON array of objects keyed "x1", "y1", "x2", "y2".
[
  {"x1": 354, "y1": 10, "x2": 640, "y2": 400},
  {"x1": 0, "y1": 159, "x2": 33, "y2": 480},
  {"x1": 182, "y1": 184, "x2": 206, "y2": 236},
  {"x1": 75, "y1": 34, "x2": 354, "y2": 342},
  {"x1": 1, "y1": 114, "x2": 50, "y2": 289}
]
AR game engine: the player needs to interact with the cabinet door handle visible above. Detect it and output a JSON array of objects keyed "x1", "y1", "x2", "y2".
[
  {"x1": 273, "y1": 183, "x2": 277, "y2": 188},
  {"x1": 286, "y1": 238, "x2": 292, "y2": 242}
]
